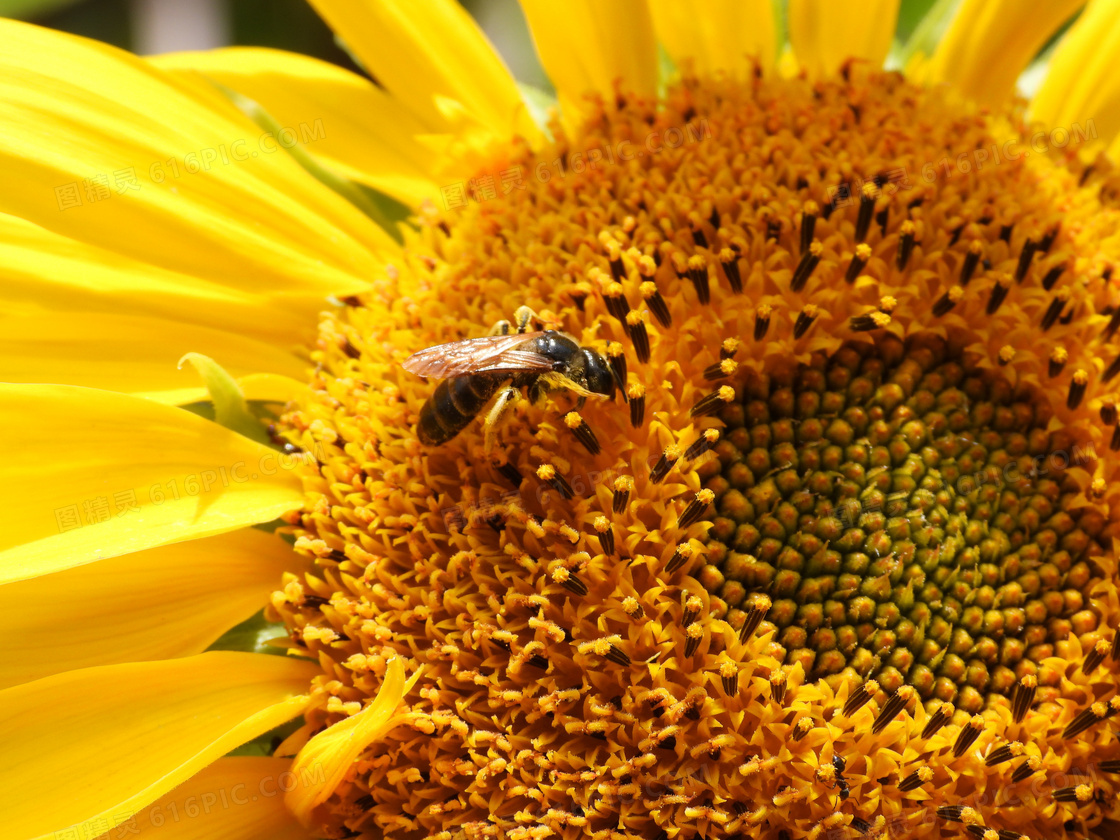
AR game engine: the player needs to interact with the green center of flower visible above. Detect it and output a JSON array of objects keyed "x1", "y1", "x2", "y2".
[{"x1": 700, "y1": 335, "x2": 1102, "y2": 712}]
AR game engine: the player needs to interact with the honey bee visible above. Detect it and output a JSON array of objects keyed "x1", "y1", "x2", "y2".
[{"x1": 403, "y1": 307, "x2": 616, "y2": 452}]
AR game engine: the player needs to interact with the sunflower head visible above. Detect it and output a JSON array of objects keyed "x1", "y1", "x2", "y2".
[
  {"x1": 275, "y1": 47, "x2": 1120, "y2": 840},
  {"x1": 7, "y1": 2, "x2": 1120, "y2": 840}
]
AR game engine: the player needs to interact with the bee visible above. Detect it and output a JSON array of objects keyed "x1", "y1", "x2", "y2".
[{"x1": 403, "y1": 307, "x2": 616, "y2": 452}]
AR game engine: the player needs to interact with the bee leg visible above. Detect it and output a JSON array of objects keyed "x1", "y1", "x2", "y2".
[
  {"x1": 482, "y1": 385, "x2": 519, "y2": 454},
  {"x1": 538, "y1": 371, "x2": 600, "y2": 399},
  {"x1": 488, "y1": 319, "x2": 513, "y2": 337},
  {"x1": 512, "y1": 306, "x2": 539, "y2": 334}
]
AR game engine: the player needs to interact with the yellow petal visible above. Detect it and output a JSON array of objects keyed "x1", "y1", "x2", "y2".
[
  {"x1": 520, "y1": 0, "x2": 658, "y2": 133},
  {"x1": 0, "y1": 651, "x2": 318, "y2": 840},
  {"x1": 0, "y1": 384, "x2": 305, "y2": 585},
  {"x1": 1032, "y1": 0, "x2": 1120, "y2": 150},
  {"x1": 306, "y1": 0, "x2": 540, "y2": 145},
  {"x1": 649, "y1": 0, "x2": 776, "y2": 77},
  {"x1": 0, "y1": 213, "x2": 324, "y2": 352},
  {"x1": 94, "y1": 758, "x2": 312, "y2": 840},
  {"x1": 0, "y1": 19, "x2": 393, "y2": 300},
  {"x1": 925, "y1": 0, "x2": 1084, "y2": 107},
  {"x1": 788, "y1": 0, "x2": 899, "y2": 76},
  {"x1": 0, "y1": 529, "x2": 305, "y2": 690},
  {"x1": 151, "y1": 48, "x2": 442, "y2": 207},
  {"x1": 0, "y1": 312, "x2": 306, "y2": 404},
  {"x1": 287, "y1": 657, "x2": 420, "y2": 824}
]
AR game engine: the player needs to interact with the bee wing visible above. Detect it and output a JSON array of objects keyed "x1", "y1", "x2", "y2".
[{"x1": 402, "y1": 332, "x2": 555, "y2": 379}]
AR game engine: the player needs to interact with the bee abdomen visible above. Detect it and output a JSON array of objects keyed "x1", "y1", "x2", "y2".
[{"x1": 417, "y1": 375, "x2": 499, "y2": 446}]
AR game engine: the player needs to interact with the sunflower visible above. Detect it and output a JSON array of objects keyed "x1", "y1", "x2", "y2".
[{"x1": 3, "y1": 0, "x2": 1120, "y2": 838}]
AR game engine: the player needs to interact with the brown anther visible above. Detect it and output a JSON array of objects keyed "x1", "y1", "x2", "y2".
[
  {"x1": 998, "y1": 344, "x2": 1015, "y2": 366},
  {"x1": 961, "y1": 240, "x2": 984, "y2": 285},
  {"x1": 738, "y1": 594, "x2": 771, "y2": 643},
  {"x1": 606, "y1": 341, "x2": 627, "y2": 400},
  {"x1": 703, "y1": 358, "x2": 739, "y2": 380},
  {"x1": 800, "y1": 201, "x2": 819, "y2": 254},
  {"x1": 677, "y1": 489, "x2": 715, "y2": 528},
  {"x1": 1050, "y1": 346, "x2": 1068, "y2": 378},
  {"x1": 605, "y1": 239, "x2": 625, "y2": 282},
  {"x1": 624, "y1": 310, "x2": 650, "y2": 363},
  {"x1": 850, "y1": 311, "x2": 891, "y2": 332},
  {"x1": 1015, "y1": 237, "x2": 1039, "y2": 283},
  {"x1": 612, "y1": 475, "x2": 633, "y2": 514},
  {"x1": 936, "y1": 805, "x2": 965, "y2": 823},
  {"x1": 921, "y1": 702, "x2": 954, "y2": 739},
  {"x1": 855, "y1": 182, "x2": 878, "y2": 242},
  {"x1": 564, "y1": 411, "x2": 600, "y2": 455},
  {"x1": 691, "y1": 384, "x2": 735, "y2": 418},
  {"x1": 720, "y1": 338, "x2": 740, "y2": 359},
  {"x1": 1103, "y1": 306, "x2": 1120, "y2": 341},
  {"x1": 1041, "y1": 287, "x2": 1070, "y2": 330},
  {"x1": 952, "y1": 715, "x2": 985, "y2": 757},
  {"x1": 684, "y1": 428, "x2": 720, "y2": 461},
  {"x1": 790, "y1": 240, "x2": 823, "y2": 292},
  {"x1": 792, "y1": 716, "x2": 813, "y2": 741},
  {"x1": 720, "y1": 661, "x2": 739, "y2": 695},
  {"x1": 844, "y1": 243, "x2": 872, "y2": 284},
  {"x1": 754, "y1": 303, "x2": 772, "y2": 340},
  {"x1": 1011, "y1": 755, "x2": 1041, "y2": 783},
  {"x1": 495, "y1": 456, "x2": 523, "y2": 487},
  {"x1": 537, "y1": 464, "x2": 575, "y2": 500},
  {"x1": 1041, "y1": 262, "x2": 1066, "y2": 291},
  {"x1": 719, "y1": 247, "x2": 743, "y2": 293},
  {"x1": 684, "y1": 623, "x2": 704, "y2": 657},
  {"x1": 841, "y1": 679, "x2": 878, "y2": 718},
  {"x1": 986, "y1": 274, "x2": 1011, "y2": 315},
  {"x1": 602, "y1": 279, "x2": 632, "y2": 335},
  {"x1": 1062, "y1": 699, "x2": 1119, "y2": 739},
  {"x1": 593, "y1": 515, "x2": 615, "y2": 555},
  {"x1": 551, "y1": 565, "x2": 588, "y2": 596},
  {"x1": 640, "y1": 281, "x2": 672, "y2": 328},
  {"x1": 933, "y1": 285, "x2": 964, "y2": 316},
  {"x1": 896, "y1": 220, "x2": 917, "y2": 270},
  {"x1": 1067, "y1": 369, "x2": 1089, "y2": 409},
  {"x1": 622, "y1": 596, "x2": 644, "y2": 620},
  {"x1": 687, "y1": 255, "x2": 711, "y2": 304},
  {"x1": 871, "y1": 685, "x2": 913, "y2": 734},
  {"x1": 1053, "y1": 783, "x2": 1094, "y2": 803},
  {"x1": 1011, "y1": 675, "x2": 1037, "y2": 723},
  {"x1": 665, "y1": 542, "x2": 695, "y2": 573},
  {"x1": 681, "y1": 594, "x2": 702, "y2": 628},
  {"x1": 984, "y1": 741, "x2": 1023, "y2": 767},
  {"x1": 770, "y1": 668, "x2": 788, "y2": 705},
  {"x1": 627, "y1": 382, "x2": 645, "y2": 427},
  {"x1": 794, "y1": 304, "x2": 820, "y2": 339},
  {"x1": 689, "y1": 211, "x2": 709, "y2": 248},
  {"x1": 1104, "y1": 352, "x2": 1120, "y2": 382},
  {"x1": 649, "y1": 445, "x2": 681, "y2": 484},
  {"x1": 1101, "y1": 401, "x2": 1117, "y2": 425},
  {"x1": 898, "y1": 766, "x2": 933, "y2": 792}
]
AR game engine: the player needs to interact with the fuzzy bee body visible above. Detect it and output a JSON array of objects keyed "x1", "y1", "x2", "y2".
[{"x1": 405, "y1": 329, "x2": 615, "y2": 449}]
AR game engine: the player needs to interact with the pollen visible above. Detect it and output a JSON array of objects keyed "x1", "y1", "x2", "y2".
[{"x1": 275, "y1": 66, "x2": 1120, "y2": 840}]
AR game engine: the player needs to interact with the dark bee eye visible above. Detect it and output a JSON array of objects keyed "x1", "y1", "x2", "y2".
[{"x1": 581, "y1": 348, "x2": 615, "y2": 396}]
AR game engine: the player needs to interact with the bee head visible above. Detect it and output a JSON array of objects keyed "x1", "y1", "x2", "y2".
[{"x1": 580, "y1": 347, "x2": 616, "y2": 398}]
